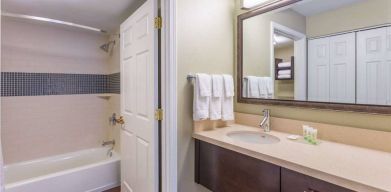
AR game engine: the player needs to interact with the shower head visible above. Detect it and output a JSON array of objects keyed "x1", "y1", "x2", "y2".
[{"x1": 100, "y1": 40, "x2": 116, "y2": 53}]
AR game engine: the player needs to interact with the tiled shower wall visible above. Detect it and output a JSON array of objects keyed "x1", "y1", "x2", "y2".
[{"x1": 1, "y1": 18, "x2": 120, "y2": 163}]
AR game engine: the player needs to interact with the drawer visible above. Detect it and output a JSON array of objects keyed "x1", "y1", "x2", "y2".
[{"x1": 281, "y1": 168, "x2": 355, "y2": 192}]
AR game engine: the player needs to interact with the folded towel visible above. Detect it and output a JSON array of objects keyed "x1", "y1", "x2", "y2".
[
  {"x1": 242, "y1": 78, "x2": 248, "y2": 97},
  {"x1": 258, "y1": 77, "x2": 268, "y2": 98},
  {"x1": 210, "y1": 75, "x2": 223, "y2": 120},
  {"x1": 246, "y1": 76, "x2": 260, "y2": 98},
  {"x1": 223, "y1": 74, "x2": 234, "y2": 97},
  {"x1": 265, "y1": 77, "x2": 274, "y2": 98},
  {"x1": 278, "y1": 74, "x2": 291, "y2": 79},
  {"x1": 222, "y1": 74, "x2": 234, "y2": 121},
  {"x1": 278, "y1": 70, "x2": 291, "y2": 75},
  {"x1": 197, "y1": 73, "x2": 212, "y2": 97},
  {"x1": 193, "y1": 73, "x2": 211, "y2": 121},
  {"x1": 278, "y1": 62, "x2": 291, "y2": 68}
]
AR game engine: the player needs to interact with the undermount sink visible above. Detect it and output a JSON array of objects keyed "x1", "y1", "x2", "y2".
[{"x1": 227, "y1": 131, "x2": 280, "y2": 144}]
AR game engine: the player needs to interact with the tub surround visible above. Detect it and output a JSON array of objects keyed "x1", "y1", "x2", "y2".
[
  {"x1": 1, "y1": 17, "x2": 122, "y2": 164},
  {"x1": 193, "y1": 124, "x2": 391, "y2": 192}
]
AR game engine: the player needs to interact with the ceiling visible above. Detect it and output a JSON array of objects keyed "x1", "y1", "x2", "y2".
[
  {"x1": 291, "y1": 0, "x2": 366, "y2": 16},
  {"x1": 273, "y1": 34, "x2": 293, "y2": 49},
  {"x1": 1, "y1": 0, "x2": 145, "y2": 33}
]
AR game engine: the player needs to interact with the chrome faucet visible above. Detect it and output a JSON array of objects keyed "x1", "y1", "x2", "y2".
[
  {"x1": 259, "y1": 109, "x2": 271, "y2": 132},
  {"x1": 102, "y1": 140, "x2": 115, "y2": 157}
]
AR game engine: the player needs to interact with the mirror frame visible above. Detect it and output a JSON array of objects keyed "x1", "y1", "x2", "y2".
[{"x1": 237, "y1": 0, "x2": 391, "y2": 114}]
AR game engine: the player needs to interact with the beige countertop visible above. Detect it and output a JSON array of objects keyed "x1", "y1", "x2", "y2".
[{"x1": 193, "y1": 124, "x2": 391, "y2": 192}]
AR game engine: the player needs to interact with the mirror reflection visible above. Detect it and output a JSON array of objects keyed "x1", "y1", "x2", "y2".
[{"x1": 241, "y1": 0, "x2": 391, "y2": 105}]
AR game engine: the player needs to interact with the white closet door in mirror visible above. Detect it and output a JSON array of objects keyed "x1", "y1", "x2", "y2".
[
  {"x1": 357, "y1": 27, "x2": 388, "y2": 105},
  {"x1": 308, "y1": 38, "x2": 330, "y2": 102},
  {"x1": 329, "y1": 33, "x2": 356, "y2": 104}
]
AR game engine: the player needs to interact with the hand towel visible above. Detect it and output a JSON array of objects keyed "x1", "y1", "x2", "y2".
[
  {"x1": 278, "y1": 70, "x2": 291, "y2": 75},
  {"x1": 258, "y1": 77, "x2": 268, "y2": 98},
  {"x1": 242, "y1": 77, "x2": 248, "y2": 98},
  {"x1": 222, "y1": 74, "x2": 234, "y2": 121},
  {"x1": 278, "y1": 62, "x2": 291, "y2": 68},
  {"x1": 277, "y1": 74, "x2": 291, "y2": 79},
  {"x1": 247, "y1": 76, "x2": 260, "y2": 98},
  {"x1": 193, "y1": 73, "x2": 211, "y2": 121},
  {"x1": 265, "y1": 77, "x2": 274, "y2": 99},
  {"x1": 210, "y1": 75, "x2": 223, "y2": 120}
]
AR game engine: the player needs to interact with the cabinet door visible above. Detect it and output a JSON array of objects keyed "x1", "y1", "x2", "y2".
[
  {"x1": 357, "y1": 27, "x2": 388, "y2": 105},
  {"x1": 195, "y1": 140, "x2": 281, "y2": 192},
  {"x1": 281, "y1": 168, "x2": 354, "y2": 192},
  {"x1": 308, "y1": 38, "x2": 330, "y2": 102},
  {"x1": 329, "y1": 33, "x2": 356, "y2": 103}
]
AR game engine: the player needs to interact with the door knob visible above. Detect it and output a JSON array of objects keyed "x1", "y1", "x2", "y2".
[{"x1": 115, "y1": 116, "x2": 125, "y2": 125}]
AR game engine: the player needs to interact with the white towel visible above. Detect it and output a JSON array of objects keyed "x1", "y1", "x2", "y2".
[
  {"x1": 278, "y1": 70, "x2": 291, "y2": 75},
  {"x1": 265, "y1": 77, "x2": 274, "y2": 98},
  {"x1": 247, "y1": 76, "x2": 260, "y2": 98},
  {"x1": 278, "y1": 74, "x2": 291, "y2": 79},
  {"x1": 210, "y1": 75, "x2": 223, "y2": 120},
  {"x1": 193, "y1": 73, "x2": 211, "y2": 121},
  {"x1": 242, "y1": 78, "x2": 248, "y2": 98},
  {"x1": 222, "y1": 74, "x2": 234, "y2": 121},
  {"x1": 258, "y1": 77, "x2": 268, "y2": 98},
  {"x1": 278, "y1": 62, "x2": 291, "y2": 68}
]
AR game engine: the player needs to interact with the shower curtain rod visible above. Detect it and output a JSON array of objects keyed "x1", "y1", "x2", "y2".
[{"x1": 2, "y1": 12, "x2": 107, "y2": 34}]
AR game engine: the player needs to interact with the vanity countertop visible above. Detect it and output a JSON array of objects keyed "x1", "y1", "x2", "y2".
[{"x1": 193, "y1": 124, "x2": 391, "y2": 192}]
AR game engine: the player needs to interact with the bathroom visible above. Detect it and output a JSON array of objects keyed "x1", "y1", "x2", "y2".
[{"x1": 1, "y1": 0, "x2": 391, "y2": 192}]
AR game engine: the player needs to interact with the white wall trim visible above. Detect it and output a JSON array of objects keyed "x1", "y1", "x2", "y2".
[{"x1": 161, "y1": 0, "x2": 178, "y2": 191}]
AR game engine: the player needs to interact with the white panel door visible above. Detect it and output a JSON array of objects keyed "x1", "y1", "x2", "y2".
[
  {"x1": 329, "y1": 33, "x2": 356, "y2": 103},
  {"x1": 294, "y1": 38, "x2": 307, "y2": 101},
  {"x1": 308, "y1": 38, "x2": 330, "y2": 102},
  {"x1": 357, "y1": 28, "x2": 388, "y2": 105},
  {"x1": 120, "y1": 0, "x2": 158, "y2": 192}
]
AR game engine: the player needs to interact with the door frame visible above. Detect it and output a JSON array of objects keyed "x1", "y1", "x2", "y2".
[{"x1": 160, "y1": 0, "x2": 178, "y2": 192}]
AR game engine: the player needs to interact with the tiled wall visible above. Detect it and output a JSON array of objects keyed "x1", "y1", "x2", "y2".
[{"x1": 1, "y1": 18, "x2": 120, "y2": 164}]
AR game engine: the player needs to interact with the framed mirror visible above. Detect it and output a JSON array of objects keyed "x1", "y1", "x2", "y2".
[{"x1": 237, "y1": 0, "x2": 391, "y2": 114}]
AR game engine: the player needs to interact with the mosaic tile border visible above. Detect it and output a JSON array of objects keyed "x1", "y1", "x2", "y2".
[{"x1": 1, "y1": 72, "x2": 120, "y2": 97}]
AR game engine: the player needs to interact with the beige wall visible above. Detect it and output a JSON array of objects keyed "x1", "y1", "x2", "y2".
[
  {"x1": 177, "y1": 0, "x2": 234, "y2": 191},
  {"x1": 274, "y1": 45, "x2": 293, "y2": 62},
  {"x1": 1, "y1": 18, "x2": 117, "y2": 163},
  {"x1": 235, "y1": 1, "x2": 391, "y2": 133},
  {"x1": 243, "y1": 9, "x2": 305, "y2": 77},
  {"x1": 306, "y1": 0, "x2": 391, "y2": 37}
]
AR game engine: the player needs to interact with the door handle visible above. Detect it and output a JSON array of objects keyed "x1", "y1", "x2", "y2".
[{"x1": 115, "y1": 116, "x2": 125, "y2": 125}]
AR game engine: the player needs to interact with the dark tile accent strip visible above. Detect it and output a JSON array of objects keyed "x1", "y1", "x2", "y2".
[
  {"x1": 1, "y1": 72, "x2": 120, "y2": 97},
  {"x1": 108, "y1": 73, "x2": 120, "y2": 94}
]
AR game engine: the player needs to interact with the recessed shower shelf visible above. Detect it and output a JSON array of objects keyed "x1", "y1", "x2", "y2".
[{"x1": 96, "y1": 94, "x2": 113, "y2": 99}]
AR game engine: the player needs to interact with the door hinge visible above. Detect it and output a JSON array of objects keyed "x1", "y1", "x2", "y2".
[
  {"x1": 155, "y1": 108, "x2": 163, "y2": 121},
  {"x1": 154, "y1": 16, "x2": 162, "y2": 29}
]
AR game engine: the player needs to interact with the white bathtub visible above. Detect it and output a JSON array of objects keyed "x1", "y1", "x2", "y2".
[{"x1": 4, "y1": 147, "x2": 120, "y2": 192}]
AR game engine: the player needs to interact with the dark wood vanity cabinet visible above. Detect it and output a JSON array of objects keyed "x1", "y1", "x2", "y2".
[
  {"x1": 195, "y1": 140, "x2": 281, "y2": 192},
  {"x1": 195, "y1": 140, "x2": 355, "y2": 192}
]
